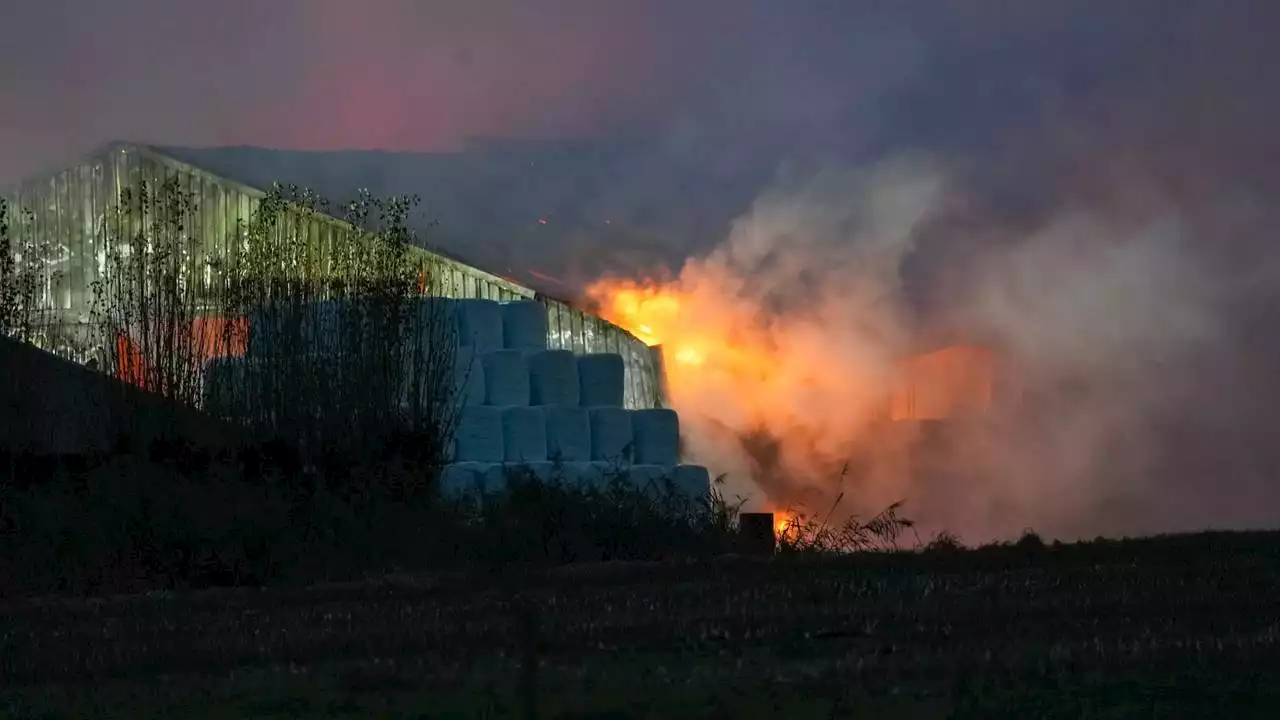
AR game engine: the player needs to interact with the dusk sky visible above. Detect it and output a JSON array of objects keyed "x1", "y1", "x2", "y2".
[{"x1": 3, "y1": 1, "x2": 1275, "y2": 187}]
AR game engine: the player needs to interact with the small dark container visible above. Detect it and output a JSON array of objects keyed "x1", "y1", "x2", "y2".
[{"x1": 739, "y1": 512, "x2": 776, "y2": 555}]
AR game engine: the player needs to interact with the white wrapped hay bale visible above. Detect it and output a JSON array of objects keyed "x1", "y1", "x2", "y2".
[
  {"x1": 528, "y1": 350, "x2": 580, "y2": 406},
  {"x1": 438, "y1": 462, "x2": 492, "y2": 498},
  {"x1": 628, "y1": 464, "x2": 671, "y2": 496},
  {"x1": 630, "y1": 408, "x2": 681, "y2": 466},
  {"x1": 455, "y1": 299, "x2": 504, "y2": 354},
  {"x1": 481, "y1": 461, "x2": 558, "y2": 495},
  {"x1": 407, "y1": 296, "x2": 458, "y2": 336},
  {"x1": 450, "y1": 345, "x2": 486, "y2": 407},
  {"x1": 201, "y1": 356, "x2": 252, "y2": 418},
  {"x1": 481, "y1": 350, "x2": 530, "y2": 406},
  {"x1": 577, "y1": 353, "x2": 626, "y2": 407},
  {"x1": 402, "y1": 297, "x2": 460, "y2": 358},
  {"x1": 309, "y1": 298, "x2": 384, "y2": 355},
  {"x1": 501, "y1": 300, "x2": 549, "y2": 352},
  {"x1": 480, "y1": 463, "x2": 508, "y2": 495},
  {"x1": 297, "y1": 300, "x2": 332, "y2": 355},
  {"x1": 246, "y1": 303, "x2": 294, "y2": 358},
  {"x1": 589, "y1": 407, "x2": 633, "y2": 463},
  {"x1": 672, "y1": 464, "x2": 713, "y2": 500},
  {"x1": 543, "y1": 405, "x2": 592, "y2": 462},
  {"x1": 510, "y1": 461, "x2": 559, "y2": 485},
  {"x1": 453, "y1": 406, "x2": 504, "y2": 463},
  {"x1": 558, "y1": 462, "x2": 602, "y2": 491},
  {"x1": 400, "y1": 344, "x2": 485, "y2": 413},
  {"x1": 528, "y1": 461, "x2": 563, "y2": 484},
  {"x1": 501, "y1": 406, "x2": 548, "y2": 462}
]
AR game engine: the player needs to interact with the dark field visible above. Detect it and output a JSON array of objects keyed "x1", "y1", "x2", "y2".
[{"x1": 3, "y1": 531, "x2": 1280, "y2": 718}]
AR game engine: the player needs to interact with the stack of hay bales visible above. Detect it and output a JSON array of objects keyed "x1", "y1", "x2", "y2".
[
  {"x1": 202, "y1": 295, "x2": 710, "y2": 506},
  {"x1": 436, "y1": 298, "x2": 711, "y2": 506}
]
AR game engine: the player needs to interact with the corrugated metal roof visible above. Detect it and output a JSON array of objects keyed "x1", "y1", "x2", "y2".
[{"x1": 136, "y1": 140, "x2": 769, "y2": 299}]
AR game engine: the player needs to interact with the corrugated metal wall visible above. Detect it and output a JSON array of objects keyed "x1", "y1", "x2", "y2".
[
  {"x1": 540, "y1": 295, "x2": 662, "y2": 409},
  {"x1": 3, "y1": 143, "x2": 665, "y2": 409},
  {"x1": 3, "y1": 144, "x2": 268, "y2": 319}
]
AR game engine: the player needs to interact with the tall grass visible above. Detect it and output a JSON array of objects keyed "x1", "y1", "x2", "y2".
[
  {"x1": 0, "y1": 198, "x2": 60, "y2": 348},
  {"x1": 204, "y1": 185, "x2": 463, "y2": 472},
  {"x1": 772, "y1": 467, "x2": 916, "y2": 554},
  {"x1": 88, "y1": 179, "x2": 208, "y2": 404},
  {"x1": 76, "y1": 178, "x2": 463, "y2": 475},
  {"x1": 776, "y1": 497, "x2": 915, "y2": 554}
]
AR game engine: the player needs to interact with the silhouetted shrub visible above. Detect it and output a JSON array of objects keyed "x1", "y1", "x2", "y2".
[{"x1": 0, "y1": 447, "x2": 757, "y2": 598}]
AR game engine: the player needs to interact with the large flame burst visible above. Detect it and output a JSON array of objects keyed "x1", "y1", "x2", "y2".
[
  {"x1": 586, "y1": 271, "x2": 1000, "y2": 519},
  {"x1": 584, "y1": 275, "x2": 799, "y2": 423},
  {"x1": 584, "y1": 271, "x2": 896, "y2": 514}
]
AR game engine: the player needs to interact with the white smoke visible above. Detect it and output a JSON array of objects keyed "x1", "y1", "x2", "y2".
[{"x1": 669, "y1": 153, "x2": 1251, "y2": 543}]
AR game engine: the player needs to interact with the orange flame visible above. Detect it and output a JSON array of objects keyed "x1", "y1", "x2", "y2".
[
  {"x1": 586, "y1": 269, "x2": 999, "y2": 517},
  {"x1": 585, "y1": 276, "x2": 790, "y2": 421},
  {"x1": 584, "y1": 270, "x2": 898, "y2": 510},
  {"x1": 774, "y1": 511, "x2": 798, "y2": 537}
]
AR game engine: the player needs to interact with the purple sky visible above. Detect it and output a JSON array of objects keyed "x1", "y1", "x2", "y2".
[
  {"x1": 3, "y1": 1, "x2": 1272, "y2": 186},
  {"x1": 0, "y1": 0, "x2": 718, "y2": 181}
]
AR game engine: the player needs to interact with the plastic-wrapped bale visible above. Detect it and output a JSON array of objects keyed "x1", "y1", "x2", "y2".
[
  {"x1": 455, "y1": 299, "x2": 504, "y2": 354},
  {"x1": 577, "y1": 353, "x2": 625, "y2": 407},
  {"x1": 453, "y1": 406, "x2": 504, "y2": 463},
  {"x1": 399, "y1": 345, "x2": 484, "y2": 416},
  {"x1": 438, "y1": 462, "x2": 492, "y2": 497},
  {"x1": 310, "y1": 298, "x2": 385, "y2": 355},
  {"x1": 406, "y1": 296, "x2": 459, "y2": 344},
  {"x1": 480, "y1": 463, "x2": 508, "y2": 496},
  {"x1": 543, "y1": 405, "x2": 591, "y2": 462},
  {"x1": 589, "y1": 407, "x2": 633, "y2": 464},
  {"x1": 476, "y1": 462, "x2": 555, "y2": 497},
  {"x1": 246, "y1": 302, "x2": 300, "y2": 358},
  {"x1": 481, "y1": 350, "x2": 530, "y2": 406},
  {"x1": 202, "y1": 356, "x2": 252, "y2": 418},
  {"x1": 672, "y1": 464, "x2": 713, "y2": 500},
  {"x1": 527, "y1": 461, "x2": 561, "y2": 484},
  {"x1": 450, "y1": 345, "x2": 485, "y2": 406},
  {"x1": 528, "y1": 350, "x2": 580, "y2": 406},
  {"x1": 628, "y1": 464, "x2": 671, "y2": 496},
  {"x1": 501, "y1": 300, "x2": 549, "y2": 352},
  {"x1": 302, "y1": 299, "x2": 341, "y2": 355},
  {"x1": 560, "y1": 461, "x2": 617, "y2": 492},
  {"x1": 631, "y1": 408, "x2": 680, "y2": 466},
  {"x1": 501, "y1": 406, "x2": 548, "y2": 462},
  {"x1": 503, "y1": 460, "x2": 559, "y2": 487}
]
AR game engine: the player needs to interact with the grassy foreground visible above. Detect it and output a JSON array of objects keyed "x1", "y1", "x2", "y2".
[{"x1": 3, "y1": 531, "x2": 1280, "y2": 718}]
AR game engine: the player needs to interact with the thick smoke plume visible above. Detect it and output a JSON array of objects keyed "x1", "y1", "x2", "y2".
[
  {"x1": 610, "y1": 158, "x2": 946, "y2": 506},
  {"x1": 593, "y1": 149, "x2": 1275, "y2": 544}
]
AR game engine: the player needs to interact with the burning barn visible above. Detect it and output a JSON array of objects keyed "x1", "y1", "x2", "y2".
[{"x1": 2, "y1": 140, "x2": 1005, "y2": 514}]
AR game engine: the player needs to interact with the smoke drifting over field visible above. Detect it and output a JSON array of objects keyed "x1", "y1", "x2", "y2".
[
  {"x1": 576, "y1": 1, "x2": 1280, "y2": 542},
  {"x1": 591, "y1": 151, "x2": 1254, "y2": 543},
  {"x1": 5, "y1": 1, "x2": 1280, "y2": 540}
]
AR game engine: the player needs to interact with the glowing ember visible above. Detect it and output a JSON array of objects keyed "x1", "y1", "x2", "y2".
[{"x1": 774, "y1": 512, "x2": 798, "y2": 537}]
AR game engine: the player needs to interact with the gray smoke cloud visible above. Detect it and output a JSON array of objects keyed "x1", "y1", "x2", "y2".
[
  {"x1": 614, "y1": 1, "x2": 1280, "y2": 543},
  {"x1": 666, "y1": 147, "x2": 1277, "y2": 544}
]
